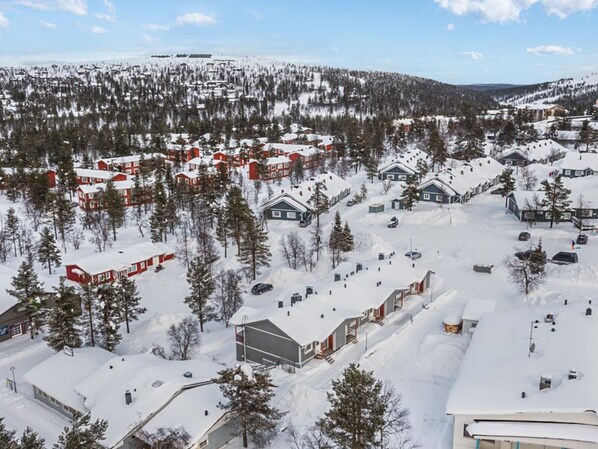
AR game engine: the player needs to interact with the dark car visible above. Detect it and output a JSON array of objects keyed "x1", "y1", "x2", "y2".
[
  {"x1": 387, "y1": 216, "x2": 398, "y2": 228},
  {"x1": 251, "y1": 283, "x2": 273, "y2": 295},
  {"x1": 490, "y1": 187, "x2": 504, "y2": 195},
  {"x1": 299, "y1": 218, "x2": 312, "y2": 228},
  {"x1": 577, "y1": 234, "x2": 589, "y2": 245},
  {"x1": 346, "y1": 199, "x2": 356, "y2": 207},
  {"x1": 518, "y1": 232, "x2": 531, "y2": 241},
  {"x1": 551, "y1": 252, "x2": 578, "y2": 265},
  {"x1": 404, "y1": 251, "x2": 422, "y2": 260}
]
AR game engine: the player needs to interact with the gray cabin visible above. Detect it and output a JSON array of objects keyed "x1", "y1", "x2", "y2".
[
  {"x1": 378, "y1": 161, "x2": 419, "y2": 182},
  {"x1": 262, "y1": 194, "x2": 312, "y2": 222}
]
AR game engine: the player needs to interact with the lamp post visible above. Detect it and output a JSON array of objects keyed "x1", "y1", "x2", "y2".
[
  {"x1": 10, "y1": 366, "x2": 16, "y2": 394},
  {"x1": 241, "y1": 315, "x2": 248, "y2": 362}
]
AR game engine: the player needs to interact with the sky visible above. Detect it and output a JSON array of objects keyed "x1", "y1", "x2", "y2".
[{"x1": 0, "y1": 0, "x2": 597, "y2": 85}]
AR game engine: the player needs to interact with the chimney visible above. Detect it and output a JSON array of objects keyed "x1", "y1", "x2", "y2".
[
  {"x1": 568, "y1": 369, "x2": 578, "y2": 380},
  {"x1": 205, "y1": 410, "x2": 209, "y2": 416},
  {"x1": 586, "y1": 307, "x2": 592, "y2": 316},
  {"x1": 125, "y1": 390, "x2": 133, "y2": 405},
  {"x1": 539, "y1": 374, "x2": 552, "y2": 391}
]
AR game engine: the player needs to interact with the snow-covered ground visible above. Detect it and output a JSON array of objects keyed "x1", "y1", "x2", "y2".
[{"x1": 0, "y1": 164, "x2": 595, "y2": 447}]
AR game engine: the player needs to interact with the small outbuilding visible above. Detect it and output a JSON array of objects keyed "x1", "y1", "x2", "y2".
[
  {"x1": 443, "y1": 314, "x2": 463, "y2": 334},
  {"x1": 369, "y1": 203, "x2": 385, "y2": 213}
]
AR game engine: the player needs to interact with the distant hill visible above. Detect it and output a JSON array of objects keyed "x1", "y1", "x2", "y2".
[
  {"x1": 459, "y1": 84, "x2": 523, "y2": 93},
  {"x1": 488, "y1": 73, "x2": 598, "y2": 114}
]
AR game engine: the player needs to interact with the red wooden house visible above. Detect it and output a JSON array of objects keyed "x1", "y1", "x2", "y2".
[
  {"x1": 77, "y1": 180, "x2": 152, "y2": 210},
  {"x1": 96, "y1": 153, "x2": 165, "y2": 175},
  {"x1": 164, "y1": 145, "x2": 201, "y2": 163},
  {"x1": 248, "y1": 156, "x2": 291, "y2": 181},
  {"x1": 65, "y1": 242, "x2": 175, "y2": 285},
  {"x1": 0, "y1": 168, "x2": 56, "y2": 189},
  {"x1": 75, "y1": 168, "x2": 128, "y2": 185}
]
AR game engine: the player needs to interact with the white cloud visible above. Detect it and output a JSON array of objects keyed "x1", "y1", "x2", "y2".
[
  {"x1": 40, "y1": 19, "x2": 57, "y2": 29},
  {"x1": 15, "y1": 0, "x2": 87, "y2": 15},
  {"x1": 144, "y1": 23, "x2": 170, "y2": 31},
  {"x1": 460, "y1": 51, "x2": 484, "y2": 60},
  {"x1": 446, "y1": 22, "x2": 456, "y2": 30},
  {"x1": 142, "y1": 33, "x2": 153, "y2": 44},
  {"x1": 0, "y1": 11, "x2": 9, "y2": 29},
  {"x1": 90, "y1": 25, "x2": 106, "y2": 34},
  {"x1": 527, "y1": 45, "x2": 575, "y2": 55},
  {"x1": 175, "y1": 12, "x2": 217, "y2": 26},
  {"x1": 434, "y1": 0, "x2": 598, "y2": 22},
  {"x1": 94, "y1": 0, "x2": 115, "y2": 21}
]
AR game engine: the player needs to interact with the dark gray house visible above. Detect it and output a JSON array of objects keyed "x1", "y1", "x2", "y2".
[
  {"x1": 497, "y1": 139, "x2": 565, "y2": 167},
  {"x1": 378, "y1": 161, "x2": 419, "y2": 182},
  {"x1": 231, "y1": 257, "x2": 434, "y2": 368},
  {"x1": 559, "y1": 151, "x2": 598, "y2": 178},
  {"x1": 506, "y1": 190, "x2": 598, "y2": 223},
  {"x1": 262, "y1": 194, "x2": 312, "y2": 222}
]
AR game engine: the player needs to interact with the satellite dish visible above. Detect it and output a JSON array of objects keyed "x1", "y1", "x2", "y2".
[{"x1": 529, "y1": 342, "x2": 536, "y2": 353}]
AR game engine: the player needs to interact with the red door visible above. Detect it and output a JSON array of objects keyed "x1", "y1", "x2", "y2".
[
  {"x1": 379, "y1": 304, "x2": 385, "y2": 318},
  {"x1": 327, "y1": 335, "x2": 334, "y2": 350}
]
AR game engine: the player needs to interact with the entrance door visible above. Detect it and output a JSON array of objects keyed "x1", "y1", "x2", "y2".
[
  {"x1": 379, "y1": 304, "x2": 385, "y2": 318},
  {"x1": 327, "y1": 335, "x2": 334, "y2": 351}
]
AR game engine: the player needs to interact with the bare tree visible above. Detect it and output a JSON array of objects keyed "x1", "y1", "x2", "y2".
[
  {"x1": 381, "y1": 179, "x2": 393, "y2": 195},
  {"x1": 519, "y1": 166, "x2": 538, "y2": 191},
  {"x1": 380, "y1": 384, "x2": 418, "y2": 449},
  {"x1": 213, "y1": 269, "x2": 244, "y2": 327},
  {"x1": 168, "y1": 317, "x2": 201, "y2": 360},
  {"x1": 177, "y1": 214, "x2": 193, "y2": 269},
  {"x1": 522, "y1": 194, "x2": 543, "y2": 227},
  {"x1": 89, "y1": 210, "x2": 112, "y2": 252},
  {"x1": 67, "y1": 227, "x2": 84, "y2": 251},
  {"x1": 287, "y1": 424, "x2": 332, "y2": 449},
  {"x1": 505, "y1": 255, "x2": 544, "y2": 295},
  {"x1": 280, "y1": 231, "x2": 306, "y2": 270}
]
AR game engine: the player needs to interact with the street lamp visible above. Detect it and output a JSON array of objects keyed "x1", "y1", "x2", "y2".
[{"x1": 10, "y1": 366, "x2": 17, "y2": 394}]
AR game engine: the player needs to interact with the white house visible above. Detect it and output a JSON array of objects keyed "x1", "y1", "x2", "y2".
[{"x1": 447, "y1": 302, "x2": 598, "y2": 449}]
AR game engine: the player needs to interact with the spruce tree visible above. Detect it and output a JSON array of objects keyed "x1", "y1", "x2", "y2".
[
  {"x1": 37, "y1": 226, "x2": 62, "y2": 275},
  {"x1": 0, "y1": 417, "x2": 17, "y2": 449},
  {"x1": 215, "y1": 365, "x2": 284, "y2": 448},
  {"x1": 96, "y1": 283, "x2": 123, "y2": 352},
  {"x1": 115, "y1": 276, "x2": 146, "y2": 334},
  {"x1": 150, "y1": 175, "x2": 168, "y2": 242},
  {"x1": 78, "y1": 283, "x2": 97, "y2": 347},
  {"x1": 45, "y1": 277, "x2": 82, "y2": 351},
  {"x1": 54, "y1": 412, "x2": 108, "y2": 449},
  {"x1": 415, "y1": 159, "x2": 429, "y2": 181},
  {"x1": 341, "y1": 222, "x2": 355, "y2": 253},
  {"x1": 309, "y1": 181, "x2": 330, "y2": 228},
  {"x1": 498, "y1": 168, "x2": 516, "y2": 207},
  {"x1": 50, "y1": 189, "x2": 76, "y2": 246},
  {"x1": 317, "y1": 364, "x2": 392, "y2": 449},
  {"x1": 541, "y1": 174, "x2": 572, "y2": 229},
  {"x1": 185, "y1": 258, "x2": 215, "y2": 332},
  {"x1": 238, "y1": 215, "x2": 272, "y2": 281},
  {"x1": 224, "y1": 186, "x2": 252, "y2": 255},
  {"x1": 18, "y1": 427, "x2": 45, "y2": 449},
  {"x1": 528, "y1": 239, "x2": 547, "y2": 275},
  {"x1": 401, "y1": 179, "x2": 420, "y2": 211},
  {"x1": 7, "y1": 261, "x2": 45, "y2": 339},
  {"x1": 5, "y1": 207, "x2": 20, "y2": 257},
  {"x1": 100, "y1": 178, "x2": 125, "y2": 241},
  {"x1": 427, "y1": 125, "x2": 447, "y2": 170},
  {"x1": 455, "y1": 106, "x2": 485, "y2": 161},
  {"x1": 328, "y1": 211, "x2": 344, "y2": 268}
]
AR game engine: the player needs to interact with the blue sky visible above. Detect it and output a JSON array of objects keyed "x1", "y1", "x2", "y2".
[{"x1": 0, "y1": 0, "x2": 596, "y2": 84}]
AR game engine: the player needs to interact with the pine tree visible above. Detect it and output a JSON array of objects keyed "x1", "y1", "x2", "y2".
[
  {"x1": 5, "y1": 207, "x2": 21, "y2": 257},
  {"x1": 498, "y1": 168, "x2": 516, "y2": 207},
  {"x1": 341, "y1": 222, "x2": 355, "y2": 253},
  {"x1": 400, "y1": 179, "x2": 420, "y2": 211},
  {"x1": 455, "y1": 106, "x2": 485, "y2": 161},
  {"x1": 364, "y1": 154, "x2": 379, "y2": 183},
  {"x1": 18, "y1": 427, "x2": 45, "y2": 449},
  {"x1": 309, "y1": 181, "x2": 330, "y2": 228},
  {"x1": 150, "y1": 175, "x2": 168, "y2": 242},
  {"x1": 528, "y1": 239, "x2": 547, "y2": 275},
  {"x1": 78, "y1": 283, "x2": 98, "y2": 347},
  {"x1": 37, "y1": 226, "x2": 62, "y2": 275},
  {"x1": 215, "y1": 365, "x2": 284, "y2": 448},
  {"x1": 53, "y1": 412, "x2": 108, "y2": 449},
  {"x1": 506, "y1": 255, "x2": 544, "y2": 295},
  {"x1": 7, "y1": 261, "x2": 44, "y2": 339},
  {"x1": 185, "y1": 258, "x2": 215, "y2": 332},
  {"x1": 0, "y1": 417, "x2": 17, "y2": 449},
  {"x1": 44, "y1": 277, "x2": 82, "y2": 351},
  {"x1": 96, "y1": 283, "x2": 123, "y2": 352},
  {"x1": 214, "y1": 269, "x2": 244, "y2": 326},
  {"x1": 541, "y1": 174, "x2": 572, "y2": 229},
  {"x1": 317, "y1": 363, "x2": 411, "y2": 449},
  {"x1": 49, "y1": 189, "x2": 76, "y2": 246},
  {"x1": 238, "y1": 215, "x2": 272, "y2": 281},
  {"x1": 360, "y1": 182, "x2": 368, "y2": 201},
  {"x1": 224, "y1": 186, "x2": 252, "y2": 255},
  {"x1": 115, "y1": 277, "x2": 146, "y2": 334},
  {"x1": 100, "y1": 178, "x2": 125, "y2": 241},
  {"x1": 329, "y1": 211, "x2": 344, "y2": 268},
  {"x1": 215, "y1": 207, "x2": 229, "y2": 258},
  {"x1": 427, "y1": 125, "x2": 447, "y2": 170}
]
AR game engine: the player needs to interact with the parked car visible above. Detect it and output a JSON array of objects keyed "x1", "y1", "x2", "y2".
[
  {"x1": 577, "y1": 234, "x2": 589, "y2": 245},
  {"x1": 154, "y1": 264, "x2": 164, "y2": 272},
  {"x1": 518, "y1": 232, "x2": 531, "y2": 241},
  {"x1": 404, "y1": 251, "x2": 422, "y2": 260},
  {"x1": 490, "y1": 188, "x2": 504, "y2": 195},
  {"x1": 299, "y1": 218, "x2": 312, "y2": 228},
  {"x1": 346, "y1": 199, "x2": 356, "y2": 207},
  {"x1": 251, "y1": 283, "x2": 273, "y2": 295},
  {"x1": 515, "y1": 249, "x2": 546, "y2": 260},
  {"x1": 551, "y1": 252, "x2": 578, "y2": 265},
  {"x1": 387, "y1": 216, "x2": 398, "y2": 228}
]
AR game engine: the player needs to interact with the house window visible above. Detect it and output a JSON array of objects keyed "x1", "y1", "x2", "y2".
[
  {"x1": 128, "y1": 265, "x2": 136, "y2": 273},
  {"x1": 286, "y1": 211, "x2": 296, "y2": 219},
  {"x1": 423, "y1": 193, "x2": 430, "y2": 200},
  {"x1": 398, "y1": 175, "x2": 407, "y2": 181},
  {"x1": 576, "y1": 171, "x2": 583, "y2": 176},
  {"x1": 199, "y1": 438, "x2": 209, "y2": 448},
  {"x1": 523, "y1": 212, "x2": 535, "y2": 220},
  {"x1": 386, "y1": 174, "x2": 395, "y2": 180},
  {"x1": 562, "y1": 212, "x2": 571, "y2": 220},
  {"x1": 141, "y1": 262, "x2": 145, "y2": 269},
  {"x1": 463, "y1": 424, "x2": 473, "y2": 439},
  {"x1": 81, "y1": 177, "x2": 88, "y2": 182},
  {"x1": 545, "y1": 212, "x2": 553, "y2": 219},
  {"x1": 272, "y1": 211, "x2": 282, "y2": 218},
  {"x1": 564, "y1": 170, "x2": 571, "y2": 175},
  {"x1": 435, "y1": 195, "x2": 443, "y2": 203},
  {"x1": 582, "y1": 210, "x2": 592, "y2": 217},
  {"x1": 88, "y1": 193, "x2": 94, "y2": 199},
  {"x1": 10, "y1": 324, "x2": 23, "y2": 337}
]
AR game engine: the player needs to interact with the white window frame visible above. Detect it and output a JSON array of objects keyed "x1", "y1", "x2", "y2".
[
  {"x1": 435, "y1": 195, "x2": 443, "y2": 203},
  {"x1": 564, "y1": 169, "x2": 571, "y2": 175},
  {"x1": 398, "y1": 174, "x2": 407, "y2": 181},
  {"x1": 81, "y1": 177, "x2": 88, "y2": 182},
  {"x1": 582, "y1": 209, "x2": 592, "y2": 217},
  {"x1": 272, "y1": 210, "x2": 282, "y2": 218},
  {"x1": 199, "y1": 438, "x2": 209, "y2": 448},
  {"x1": 423, "y1": 193, "x2": 430, "y2": 200},
  {"x1": 141, "y1": 262, "x2": 145, "y2": 269},
  {"x1": 562, "y1": 212, "x2": 571, "y2": 220},
  {"x1": 128, "y1": 265, "x2": 136, "y2": 273},
  {"x1": 286, "y1": 211, "x2": 297, "y2": 219}
]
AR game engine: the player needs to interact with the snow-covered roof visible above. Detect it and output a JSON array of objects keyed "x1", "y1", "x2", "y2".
[
  {"x1": 499, "y1": 139, "x2": 566, "y2": 162},
  {"x1": 77, "y1": 179, "x2": 135, "y2": 194},
  {"x1": 66, "y1": 242, "x2": 173, "y2": 275},
  {"x1": 263, "y1": 143, "x2": 314, "y2": 155},
  {"x1": 75, "y1": 168, "x2": 127, "y2": 180},
  {"x1": 379, "y1": 148, "x2": 431, "y2": 175},
  {"x1": 262, "y1": 193, "x2": 311, "y2": 213},
  {"x1": 461, "y1": 298, "x2": 496, "y2": 322},
  {"x1": 511, "y1": 176, "x2": 598, "y2": 210},
  {"x1": 0, "y1": 265, "x2": 60, "y2": 313},
  {"x1": 517, "y1": 103, "x2": 566, "y2": 111},
  {"x1": 23, "y1": 347, "x2": 114, "y2": 411},
  {"x1": 467, "y1": 421, "x2": 598, "y2": 446},
  {"x1": 420, "y1": 157, "x2": 504, "y2": 196},
  {"x1": 559, "y1": 151, "x2": 598, "y2": 172},
  {"x1": 447, "y1": 302, "x2": 598, "y2": 416},
  {"x1": 96, "y1": 152, "x2": 165, "y2": 165},
  {"x1": 74, "y1": 353, "x2": 224, "y2": 447},
  {"x1": 231, "y1": 255, "x2": 432, "y2": 346}
]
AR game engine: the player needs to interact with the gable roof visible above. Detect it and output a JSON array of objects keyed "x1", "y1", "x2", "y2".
[
  {"x1": 559, "y1": 151, "x2": 598, "y2": 171},
  {"x1": 262, "y1": 194, "x2": 311, "y2": 213}
]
